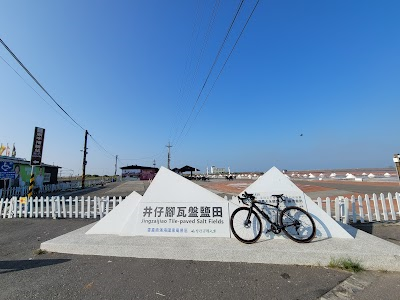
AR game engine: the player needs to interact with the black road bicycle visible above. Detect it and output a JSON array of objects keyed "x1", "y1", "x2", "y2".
[{"x1": 230, "y1": 192, "x2": 316, "y2": 244}]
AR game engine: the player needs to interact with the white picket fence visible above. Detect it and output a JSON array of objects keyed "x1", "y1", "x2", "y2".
[
  {"x1": 228, "y1": 192, "x2": 400, "y2": 224},
  {"x1": 313, "y1": 192, "x2": 400, "y2": 224},
  {"x1": 0, "y1": 196, "x2": 122, "y2": 219},
  {"x1": 1, "y1": 192, "x2": 399, "y2": 223},
  {"x1": 0, "y1": 180, "x2": 105, "y2": 199}
]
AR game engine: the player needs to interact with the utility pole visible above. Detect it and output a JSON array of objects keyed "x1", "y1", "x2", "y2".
[
  {"x1": 115, "y1": 155, "x2": 118, "y2": 176},
  {"x1": 166, "y1": 142, "x2": 172, "y2": 169},
  {"x1": 81, "y1": 130, "x2": 88, "y2": 189}
]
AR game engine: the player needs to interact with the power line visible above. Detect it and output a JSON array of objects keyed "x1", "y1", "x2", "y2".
[
  {"x1": 0, "y1": 38, "x2": 86, "y2": 131},
  {"x1": 119, "y1": 151, "x2": 165, "y2": 162},
  {"x1": 176, "y1": 0, "x2": 261, "y2": 149},
  {"x1": 169, "y1": 0, "x2": 221, "y2": 144},
  {"x1": 0, "y1": 54, "x2": 80, "y2": 130},
  {"x1": 88, "y1": 134, "x2": 115, "y2": 159},
  {"x1": 1, "y1": 38, "x2": 117, "y2": 163},
  {"x1": 172, "y1": 0, "x2": 245, "y2": 148}
]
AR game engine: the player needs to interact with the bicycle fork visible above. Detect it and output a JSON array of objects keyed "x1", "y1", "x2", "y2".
[{"x1": 244, "y1": 207, "x2": 254, "y2": 227}]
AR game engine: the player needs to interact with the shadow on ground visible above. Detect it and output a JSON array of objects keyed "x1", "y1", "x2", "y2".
[{"x1": 0, "y1": 259, "x2": 70, "y2": 274}]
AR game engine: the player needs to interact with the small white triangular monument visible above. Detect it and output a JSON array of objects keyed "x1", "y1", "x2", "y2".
[
  {"x1": 86, "y1": 191, "x2": 142, "y2": 235},
  {"x1": 236, "y1": 167, "x2": 353, "y2": 239}
]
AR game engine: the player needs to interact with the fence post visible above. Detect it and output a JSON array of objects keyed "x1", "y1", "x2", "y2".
[
  {"x1": 80, "y1": 196, "x2": 85, "y2": 219},
  {"x1": 380, "y1": 193, "x2": 388, "y2": 221},
  {"x1": 325, "y1": 197, "x2": 331, "y2": 217},
  {"x1": 61, "y1": 196, "x2": 66, "y2": 218},
  {"x1": 351, "y1": 196, "x2": 356, "y2": 223},
  {"x1": 343, "y1": 198, "x2": 349, "y2": 224},
  {"x1": 98, "y1": 197, "x2": 103, "y2": 219},
  {"x1": 34, "y1": 197, "x2": 38, "y2": 218},
  {"x1": 357, "y1": 195, "x2": 364, "y2": 223},
  {"x1": 74, "y1": 197, "x2": 79, "y2": 218},
  {"x1": 93, "y1": 196, "x2": 97, "y2": 219},
  {"x1": 12, "y1": 197, "x2": 17, "y2": 218},
  {"x1": 51, "y1": 197, "x2": 56, "y2": 219},
  {"x1": 372, "y1": 193, "x2": 381, "y2": 221},
  {"x1": 395, "y1": 193, "x2": 400, "y2": 219},
  {"x1": 112, "y1": 197, "x2": 116, "y2": 210},
  {"x1": 0, "y1": 197, "x2": 4, "y2": 218},
  {"x1": 365, "y1": 194, "x2": 372, "y2": 222},
  {"x1": 3, "y1": 198, "x2": 9, "y2": 218},
  {"x1": 105, "y1": 197, "x2": 110, "y2": 215},
  {"x1": 68, "y1": 197, "x2": 73, "y2": 218},
  {"x1": 27, "y1": 197, "x2": 33, "y2": 218},
  {"x1": 334, "y1": 197, "x2": 341, "y2": 222},
  {"x1": 86, "y1": 196, "x2": 91, "y2": 218},
  {"x1": 317, "y1": 197, "x2": 322, "y2": 209},
  {"x1": 56, "y1": 197, "x2": 61, "y2": 219},
  {"x1": 18, "y1": 197, "x2": 22, "y2": 218},
  {"x1": 39, "y1": 196, "x2": 44, "y2": 218},
  {"x1": 387, "y1": 193, "x2": 396, "y2": 221},
  {"x1": 6, "y1": 197, "x2": 13, "y2": 218},
  {"x1": 45, "y1": 196, "x2": 50, "y2": 218}
]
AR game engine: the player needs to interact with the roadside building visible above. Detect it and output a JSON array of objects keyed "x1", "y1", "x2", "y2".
[
  {"x1": 121, "y1": 165, "x2": 158, "y2": 181},
  {"x1": 210, "y1": 166, "x2": 226, "y2": 174},
  {"x1": 178, "y1": 165, "x2": 200, "y2": 177},
  {"x1": 0, "y1": 156, "x2": 60, "y2": 189}
]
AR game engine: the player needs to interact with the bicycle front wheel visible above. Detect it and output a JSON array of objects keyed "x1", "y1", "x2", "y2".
[
  {"x1": 230, "y1": 207, "x2": 262, "y2": 244},
  {"x1": 280, "y1": 206, "x2": 316, "y2": 243}
]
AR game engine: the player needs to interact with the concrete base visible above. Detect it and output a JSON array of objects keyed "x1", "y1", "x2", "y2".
[{"x1": 41, "y1": 223, "x2": 400, "y2": 271}]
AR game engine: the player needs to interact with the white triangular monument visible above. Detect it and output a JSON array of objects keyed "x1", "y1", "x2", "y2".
[
  {"x1": 87, "y1": 167, "x2": 231, "y2": 238},
  {"x1": 86, "y1": 191, "x2": 142, "y2": 235},
  {"x1": 119, "y1": 167, "x2": 230, "y2": 237},
  {"x1": 234, "y1": 167, "x2": 353, "y2": 239}
]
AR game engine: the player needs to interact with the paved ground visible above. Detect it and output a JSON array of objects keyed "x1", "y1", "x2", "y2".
[
  {"x1": 2, "y1": 179, "x2": 400, "y2": 299},
  {"x1": 56, "y1": 181, "x2": 151, "y2": 198},
  {"x1": 1, "y1": 219, "x2": 350, "y2": 300}
]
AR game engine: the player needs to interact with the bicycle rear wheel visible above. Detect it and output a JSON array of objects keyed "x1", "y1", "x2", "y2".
[
  {"x1": 279, "y1": 206, "x2": 316, "y2": 243},
  {"x1": 230, "y1": 207, "x2": 262, "y2": 244}
]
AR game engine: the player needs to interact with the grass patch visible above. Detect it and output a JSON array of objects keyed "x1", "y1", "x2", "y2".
[
  {"x1": 328, "y1": 257, "x2": 364, "y2": 273},
  {"x1": 33, "y1": 249, "x2": 48, "y2": 255}
]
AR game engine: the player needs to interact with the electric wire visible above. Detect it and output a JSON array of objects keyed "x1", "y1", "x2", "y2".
[
  {"x1": 176, "y1": 0, "x2": 261, "y2": 149},
  {"x1": 88, "y1": 134, "x2": 115, "y2": 159},
  {"x1": 169, "y1": 0, "x2": 221, "y2": 144},
  {"x1": 1, "y1": 38, "x2": 117, "y2": 165},
  {"x1": 119, "y1": 150, "x2": 165, "y2": 163},
  {"x1": 172, "y1": 0, "x2": 245, "y2": 148},
  {"x1": 0, "y1": 54, "x2": 80, "y2": 130},
  {"x1": 0, "y1": 38, "x2": 86, "y2": 132},
  {"x1": 168, "y1": 0, "x2": 206, "y2": 140}
]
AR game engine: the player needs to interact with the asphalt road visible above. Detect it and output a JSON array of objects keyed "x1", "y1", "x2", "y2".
[{"x1": 0, "y1": 218, "x2": 351, "y2": 300}]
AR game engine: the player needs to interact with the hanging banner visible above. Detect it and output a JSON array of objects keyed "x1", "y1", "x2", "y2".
[{"x1": 30, "y1": 127, "x2": 45, "y2": 166}]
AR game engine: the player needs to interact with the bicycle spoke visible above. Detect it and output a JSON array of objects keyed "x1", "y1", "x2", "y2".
[
  {"x1": 230, "y1": 208, "x2": 262, "y2": 243},
  {"x1": 280, "y1": 207, "x2": 316, "y2": 242}
]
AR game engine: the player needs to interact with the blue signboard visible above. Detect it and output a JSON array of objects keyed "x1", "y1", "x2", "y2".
[{"x1": 0, "y1": 161, "x2": 15, "y2": 179}]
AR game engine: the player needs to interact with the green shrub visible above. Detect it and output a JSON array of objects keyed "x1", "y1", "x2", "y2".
[{"x1": 328, "y1": 257, "x2": 364, "y2": 273}]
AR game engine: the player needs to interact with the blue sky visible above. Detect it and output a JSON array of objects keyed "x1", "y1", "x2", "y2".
[{"x1": 1, "y1": 0, "x2": 399, "y2": 175}]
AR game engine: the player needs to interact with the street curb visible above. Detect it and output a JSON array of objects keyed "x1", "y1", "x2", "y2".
[{"x1": 320, "y1": 272, "x2": 376, "y2": 299}]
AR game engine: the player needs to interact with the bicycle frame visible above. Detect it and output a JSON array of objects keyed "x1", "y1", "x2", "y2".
[{"x1": 247, "y1": 199, "x2": 285, "y2": 230}]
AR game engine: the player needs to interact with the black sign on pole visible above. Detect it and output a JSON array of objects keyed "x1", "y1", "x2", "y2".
[{"x1": 31, "y1": 127, "x2": 45, "y2": 166}]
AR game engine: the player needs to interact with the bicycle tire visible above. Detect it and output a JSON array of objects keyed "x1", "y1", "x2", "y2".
[
  {"x1": 279, "y1": 206, "x2": 316, "y2": 243},
  {"x1": 230, "y1": 207, "x2": 262, "y2": 244}
]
